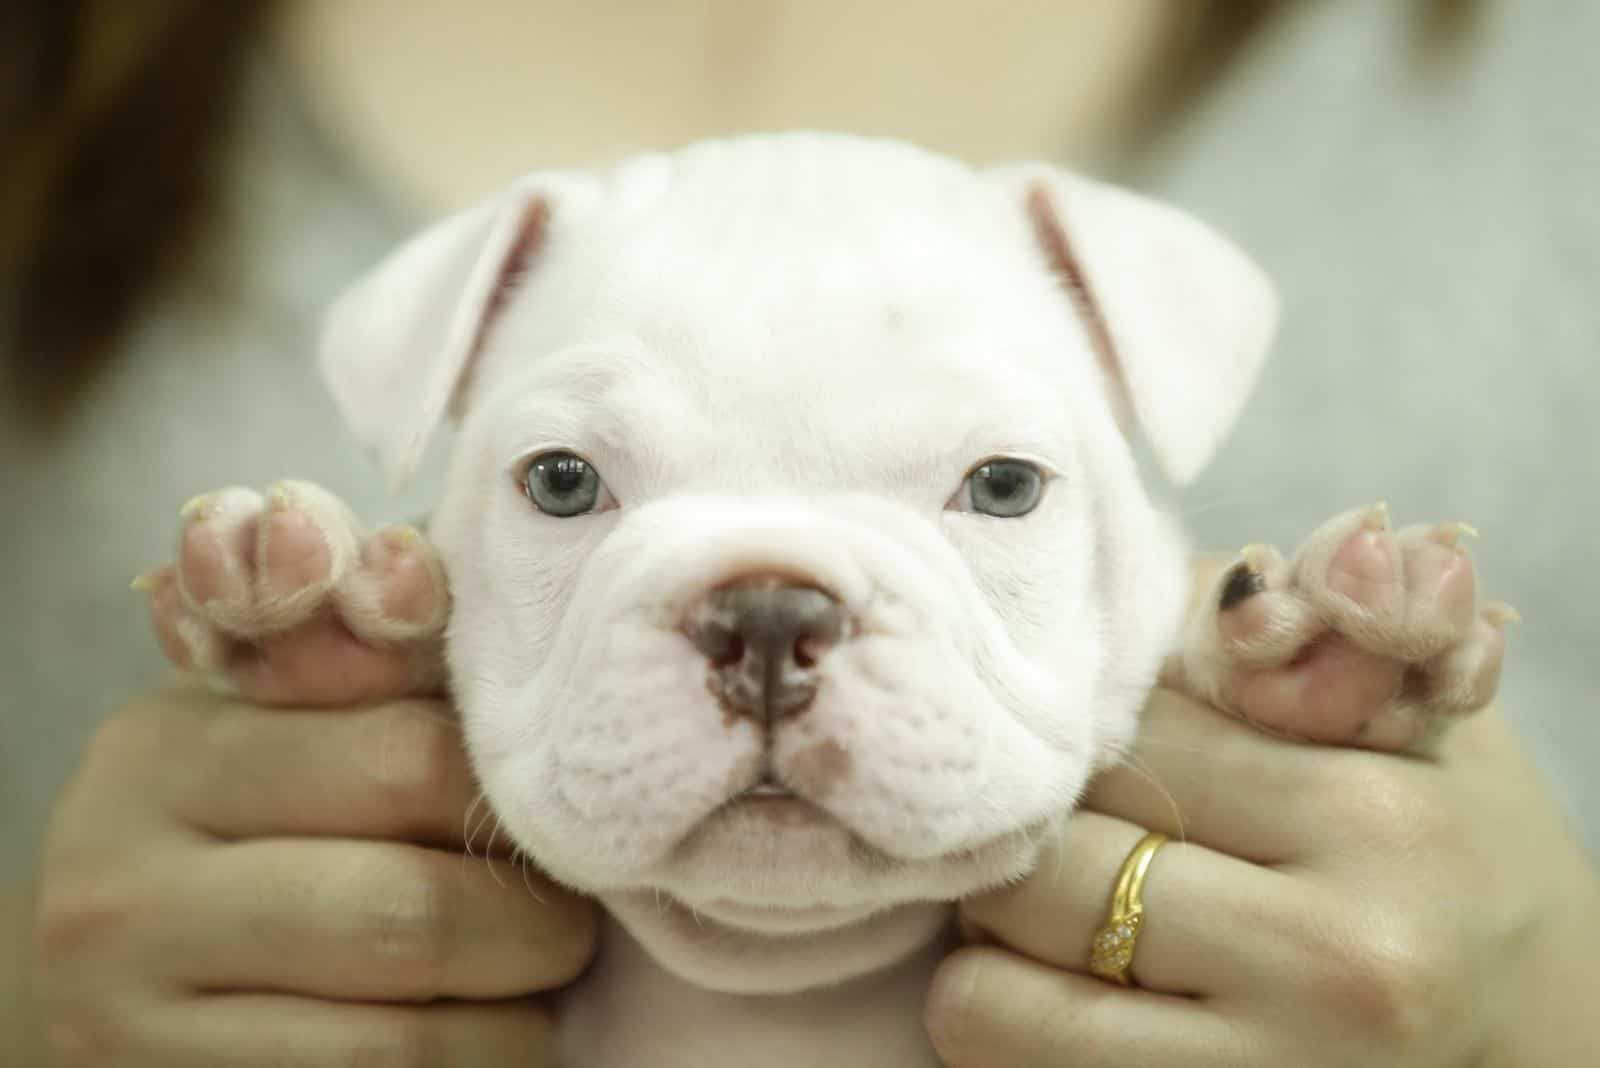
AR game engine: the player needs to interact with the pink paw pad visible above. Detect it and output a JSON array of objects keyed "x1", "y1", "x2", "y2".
[
  {"x1": 1181, "y1": 504, "x2": 1513, "y2": 752},
  {"x1": 137, "y1": 479, "x2": 451, "y2": 704}
]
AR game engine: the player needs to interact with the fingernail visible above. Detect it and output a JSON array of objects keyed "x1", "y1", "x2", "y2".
[{"x1": 1219, "y1": 560, "x2": 1267, "y2": 610}]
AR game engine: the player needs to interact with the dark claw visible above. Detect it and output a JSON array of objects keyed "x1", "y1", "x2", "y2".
[{"x1": 1219, "y1": 562, "x2": 1267, "y2": 611}]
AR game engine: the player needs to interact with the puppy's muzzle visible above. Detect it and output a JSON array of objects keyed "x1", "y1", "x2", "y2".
[{"x1": 684, "y1": 574, "x2": 849, "y2": 724}]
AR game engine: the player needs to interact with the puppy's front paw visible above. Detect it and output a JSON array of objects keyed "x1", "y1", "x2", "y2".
[
  {"x1": 1178, "y1": 504, "x2": 1514, "y2": 752},
  {"x1": 134, "y1": 480, "x2": 450, "y2": 704}
]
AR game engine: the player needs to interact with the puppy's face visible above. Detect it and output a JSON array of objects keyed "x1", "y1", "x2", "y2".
[{"x1": 322, "y1": 136, "x2": 1276, "y2": 993}]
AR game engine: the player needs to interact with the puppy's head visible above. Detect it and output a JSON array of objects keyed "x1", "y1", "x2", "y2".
[{"x1": 321, "y1": 134, "x2": 1276, "y2": 993}]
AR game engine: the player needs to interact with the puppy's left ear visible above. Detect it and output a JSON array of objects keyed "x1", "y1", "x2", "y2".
[{"x1": 997, "y1": 168, "x2": 1278, "y2": 485}]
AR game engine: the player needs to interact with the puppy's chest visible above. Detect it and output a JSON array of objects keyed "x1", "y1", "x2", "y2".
[{"x1": 556, "y1": 917, "x2": 952, "y2": 1068}]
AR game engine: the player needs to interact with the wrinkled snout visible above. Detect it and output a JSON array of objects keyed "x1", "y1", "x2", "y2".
[{"x1": 683, "y1": 574, "x2": 850, "y2": 723}]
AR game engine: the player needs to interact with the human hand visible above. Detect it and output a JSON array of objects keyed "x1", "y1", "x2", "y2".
[
  {"x1": 926, "y1": 689, "x2": 1600, "y2": 1066},
  {"x1": 27, "y1": 493, "x2": 597, "y2": 1066}
]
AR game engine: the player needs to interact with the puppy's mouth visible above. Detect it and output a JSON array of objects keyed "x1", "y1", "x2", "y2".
[
  {"x1": 726, "y1": 760, "x2": 810, "y2": 805},
  {"x1": 738, "y1": 781, "x2": 796, "y2": 799},
  {"x1": 717, "y1": 776, "x2": 833, "y2": 828}
]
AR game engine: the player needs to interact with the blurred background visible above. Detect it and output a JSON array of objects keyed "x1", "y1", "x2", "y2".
[{"x1": 3, "y1": 0, "x2": 1596, "y2": 881}]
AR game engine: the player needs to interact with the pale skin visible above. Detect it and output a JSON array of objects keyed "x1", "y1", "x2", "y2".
[{"x1": 9, "y1": 2, "x2": 1600, "y2": 1063}]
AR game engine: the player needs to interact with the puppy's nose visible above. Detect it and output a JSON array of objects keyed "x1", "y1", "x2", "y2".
[{"x1": 684, "y1": 575, "x2": 847, "y2": 722}]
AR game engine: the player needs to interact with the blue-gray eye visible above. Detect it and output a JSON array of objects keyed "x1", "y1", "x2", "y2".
[
  {"x1": 522, "y1": 451, "x2": 605, "y2": 517},
  {"x1": 960, "y1": 459, "x2": 1044, "y2": 517}
]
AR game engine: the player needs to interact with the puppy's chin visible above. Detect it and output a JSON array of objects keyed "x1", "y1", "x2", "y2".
[
  {"x1": 602, "y1": 892, "x2": 954, "y2": 996},
  {"x1": 591, "y1": 799, "x2": 1056, "y2": 994}
]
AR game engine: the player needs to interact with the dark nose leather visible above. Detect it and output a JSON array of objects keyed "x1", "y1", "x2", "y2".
[{"x1": 684, "y1": 575, "x2": 847, "y2": 722}]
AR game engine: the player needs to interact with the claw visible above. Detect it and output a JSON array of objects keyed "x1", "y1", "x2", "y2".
[
  {"x1": 1219, "y1": 560, "x2": 1268, "y2": 610},
  {"x1": 1430, "y1": 521, "x2": 1480, "y2": 549},
  {"x1": 382, "y1": 524, "x2": 423, "y2": 553},
  {"x1": 130, "y1": 568, "x2": 164, "y2": 593},
  {"x1": 1483, "y1": 602, "x2": 1521, "y2": 626},
  {"x1": 1361, "y1": 500, "x2": 1392, "y2": 532},
  {"x1": 265, "y1": 483, "x2": 295, "y2": 513},
  {"x1": 180, "y1": 493, "x2": 217, "y2": 522},
  {"x1": 1240, "y1": 542, "x2": 1273, "y2": 571}
]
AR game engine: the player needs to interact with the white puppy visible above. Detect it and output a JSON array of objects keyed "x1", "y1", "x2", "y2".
[{"x1": 166, "y1": 134, "x2": 1507, "y2": 1066}]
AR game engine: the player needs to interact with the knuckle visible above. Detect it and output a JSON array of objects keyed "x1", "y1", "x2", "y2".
[
  {"x1": 922, "y1": 947, "x2": 990, "y2": 1065},
  {"x1": 78, "y1": 705, "x2": 154, "y2": 774},
  {"x1": 33, "y1": 881, "x2": 134, "y2": 967},
  {"x1": 1319, "y1": 914, "x2": 1462, "y2": 1049},
  {"x1": 361, "y1": 853, "x2": 458, "y2": 989},
  {"x1": 513, "y1": 887, "x2": 599, "y2": 988},
  {"x1": 366, "y1": 702, "x2": 463, "y2": 814},
  {"x1": 1317, "y1": 759, "x2": 1452, "y2": 849},
  {"x1": 79, "y1": 688, "x2": 209, "y2": 782}
]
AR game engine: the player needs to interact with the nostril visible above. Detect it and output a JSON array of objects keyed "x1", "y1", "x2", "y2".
[
  {"x1": 793, "y1": 634, "x2": 823, "y2": 669},
  {"x1": 688, "y1": 621, "x2": 746, "y2": 668},
  {"x1": 683, "y1": 575, "x2": 851, "y2": 721},
  {"x1": 713, "y1": 632, "x2": 745, "y2": 669}
]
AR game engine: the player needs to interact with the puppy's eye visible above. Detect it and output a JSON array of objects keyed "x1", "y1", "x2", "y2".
[
  {"x1": 521, "y1": 451, "x2": 611, "y2": 517},
  {"x1": 954, "y1": 459, "x2": 1044, "y2": 518}
]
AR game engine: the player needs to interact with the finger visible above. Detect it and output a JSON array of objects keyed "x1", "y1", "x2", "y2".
[
  {"x1": 1086, "y1": 688, "x2": 1331, "y2": 863},
  {"x1": 960, "y1": 811, "x2": 1299, "y2": 996},
  {"x1": 158, "y1": 839, "x2": 595, "y2": 1000},
  {"x1": 140, "y1": 992, "x2": 555, "y2": 1068},
  {"x1": 159, "y1": 695, "x2": 485, "y2": 850},
  {"x1": 926, "y1": 946, "x2": 1264, "y2": 1068}
]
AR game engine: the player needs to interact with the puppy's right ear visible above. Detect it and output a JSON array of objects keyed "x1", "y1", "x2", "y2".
[{"x1": 319, "y1": 176, "x2": 595, "y2": 489}]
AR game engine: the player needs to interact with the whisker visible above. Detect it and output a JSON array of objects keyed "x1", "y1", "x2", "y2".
[
  {"x1": 1118, "y1": 750, "x2": 1188, "y2": 846},
  {"x1": 1177, "y1": 489, "x2": 1269, "y2": 522},
  {"x1": 483, "y1": 814, "x2": 508, "y2": 889},
  {"x1": 471, "y1": 799, "x2": 499, "y2": 855},
  {"x1": 515, "y1": 849, "x2": 545, "y2": 902},
  {"x1": 462, "y1": 791, "x2": 487, "y2": 858}
]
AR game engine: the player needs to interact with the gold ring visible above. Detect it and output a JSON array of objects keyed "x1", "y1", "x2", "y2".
[{"x1": 1088, "y1": 831, "x2": 1168, "y2": 986}]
